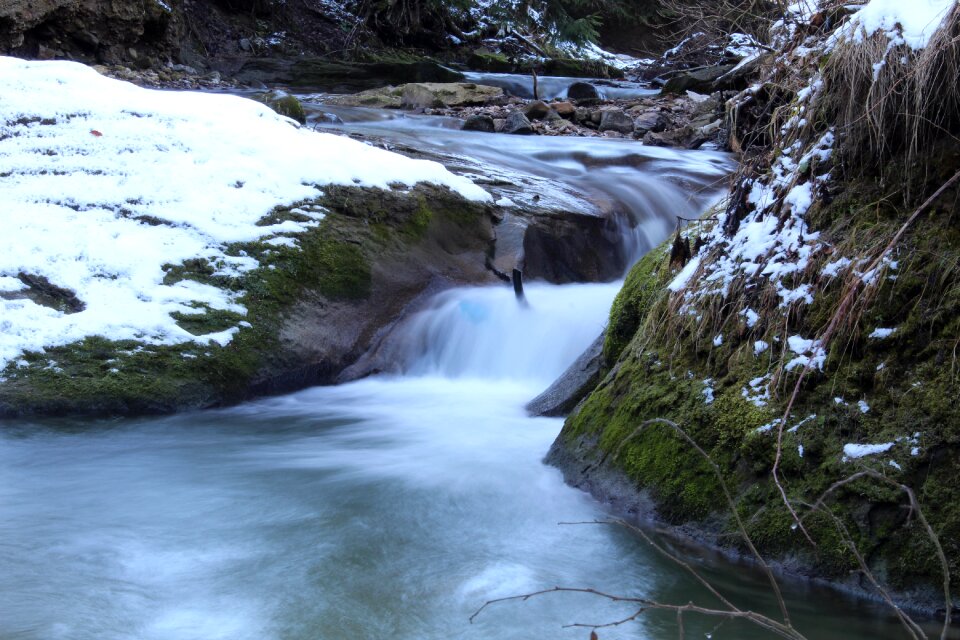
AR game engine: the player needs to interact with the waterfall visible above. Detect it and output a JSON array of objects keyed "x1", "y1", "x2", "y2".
[{"x1": 399, "y1": 281, "x2": 621, "y2": 384}]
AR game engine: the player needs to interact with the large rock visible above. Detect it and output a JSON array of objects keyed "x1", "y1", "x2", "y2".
[
  {"x1": 468, "y1": 48, "x2": 514, "y2": 73},
  {"x1": 567, "y1": 81, "x2": 600, "y2": 102},
  {"x1": 598, "y1": 109, "x2": 634, "y2": 134},
  {"x1": 462, "y1": 114, "x2": 495, "y2": 133},
  {"x1": 253, "y1": 91, "x2": 306, "y2": 123},
  {"x1": 400, "y1": 82, "x2": 504, "y2": 109},
  {"x1": 0, "y1": 0, "x2": 178, "y2": 63},
  {"x1": 633, "y1": 110, "x2": 668, "y2": 135},
  {"x1": 542, "y1": 58, "x2": 624, "y2": 79},
  {"x1": 522, "y1": 212, "x2": 626, "y2": 283},
  {"x1": 523, "y1": 100, "x2": 551, "y2": 120},
  {"x1": 325, "y1": 86, "x2": 404, "y2": 108},
  {"x1": 502, "y1": 111, "x2": 533, "y2": 135},
  {"x1": 662, "y1": 64, "x2": 737, "y2": 95},
  {"x1": 526, "y1": 334, "x2": 604, "y2": 416},
  {"x1": 236, "y1": 58, "x2": 465, "y2": 92}
]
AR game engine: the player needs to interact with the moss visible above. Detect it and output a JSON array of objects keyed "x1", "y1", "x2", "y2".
[
  {"x1": 557, "y1": 168, "x2": 960, "y2": 597},
  {"x1": 603, "y1": 244, "x2": 671, "y2": 365},
  {"x1": 542, "y1": 58, "x2": 625, "y2": 79},
  {"x1": 252, "y1": 93, "x2": 307, "y2": 124},
  {"x1": 1, "y1": 185, "x2": 488, "y2": 418},
  {"x1": 467, "y1": 49, "x2": 514, "y2": 73}
]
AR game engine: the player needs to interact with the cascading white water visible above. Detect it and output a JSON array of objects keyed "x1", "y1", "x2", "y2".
[
  {"x1": 0, "y1": 101, "x2": 925, "y2": 640},
  {"x1": 399, "y1": 281, "x2": 621, "y2": 384}
]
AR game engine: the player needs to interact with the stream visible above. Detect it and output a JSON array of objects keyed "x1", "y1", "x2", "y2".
[{"x1": 0, "y1": 82, "x2": 946, "y2": 639}]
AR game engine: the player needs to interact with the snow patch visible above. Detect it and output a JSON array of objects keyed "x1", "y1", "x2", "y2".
[{"x1": 0, "y1": 57, "x2": 489, "y2": 369}]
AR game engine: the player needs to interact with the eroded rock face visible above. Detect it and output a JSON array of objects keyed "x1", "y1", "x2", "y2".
[{"x1": 0, "y1": 0, "x2": 179, "y2": 64}]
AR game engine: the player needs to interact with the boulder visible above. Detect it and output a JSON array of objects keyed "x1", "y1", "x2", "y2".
[
  {"x1": 567, "y1": 82, "x2": 600, "y2": 102},
  {"x1": 236, "y1": 58, "x2": 465, "y2": 93},
  {"x1": 503, "y1": 111, "x2": 533, "y2": 135},
  {"x1": 523, "y1": 100, "x2": 551, "y2": 120},
  {"x1": 543, "y1": 58, "x2": 624, "y2": 79},
  {"x1": 552, "y1": 101, "x2": 575, "y2": 118},
  {"x1": 598, "y1": 109, "x2": 634, "y2": 134},
  {"x1": 468, "y1": 48, "x2": 514, "y2": 73},
  {"x1": 526, "y1": 334, "x2": 604, "y2": 416},
  {"x1": 253, "y1": 91, "x2": 307, "y2": 123},
  {"x1": 325, "y1": 86, "x2": 404, "y2": 108},
  {"x1": 400, "y1": 82, "x2": 505, "y2": 109},
  {"x1": 633, "y1": 110, "x2": 668, "y2": 135},
  {"x1": 462, "y1": 114, "x2": 496, "y2": 133},
  {"x1": 662, "y1": 64, "x2": 737, "y2": 95}
]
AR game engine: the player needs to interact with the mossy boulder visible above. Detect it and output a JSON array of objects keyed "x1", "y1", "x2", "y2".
[
  {"x1": 468, "y1": 48, "x2": 514, "y2": 73},
  {"x1": 542, "y1": 58, "x2": 624, "y2": 79},
  {"x1": 235, "y1": 57, "x2": 465, "y2": 93},
  {"x1": 546, "y1": 175, "x2": 960, "y2": 611},
  {"x1": 0, "y1": 184, "x2": 495, "y2": 418},
  {"x1": 253, "y1": 91, "x2": 306, "y2": 123}
]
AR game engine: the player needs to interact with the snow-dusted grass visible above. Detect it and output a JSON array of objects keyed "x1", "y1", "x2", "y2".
[
  {"x1": 834, "y1": 0, "x2": 955, "y2": 50},
  {"x1": 0, "y1": 57, "x2": 489, "y2": 370}
]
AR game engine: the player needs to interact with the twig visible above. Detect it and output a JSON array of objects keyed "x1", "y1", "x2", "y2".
[
  {"x1": 470, "y1": 586, "x2": 807, "y2": 639},
  {"x1": 807, "y1": 469, "x2": 953, "y2": 640}
]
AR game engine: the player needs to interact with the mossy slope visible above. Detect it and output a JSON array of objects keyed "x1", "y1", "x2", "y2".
[
  {"x1": 548, "y1": 174, "x2": 960, "y2": 609},
  {"x1": 0, "y1": 184, "x2": 493, "y2": 417}
]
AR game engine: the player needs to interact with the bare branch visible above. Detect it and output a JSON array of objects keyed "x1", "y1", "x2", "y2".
[{"x1": 613, "y1": 418, "x2": 793, "y2": 626}]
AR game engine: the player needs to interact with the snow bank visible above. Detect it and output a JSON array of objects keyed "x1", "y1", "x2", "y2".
[
  {"x1": 836, "y1": 0, "x2": 955, "y2": 50},
  {"x1": 0, "y1": 57, "x2": 489, "y2": 369}
]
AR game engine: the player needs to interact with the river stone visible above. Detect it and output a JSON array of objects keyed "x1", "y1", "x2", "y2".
[
  {"x1": 462, "y1": 114, "x2": 495, "y2": 133},
  {"x1": 523, "y1": 100, "x2": 551, "y2": 120},
  {"x1": 400, "y1": 82, "x2": 504, "y2": 109},
  {"x1": 598, "y1": 110, "x2": 634, "y2": 134},
  {"x1": 503, "y1": 111, "x2": 533, "y2": 135},
  {"x1": 567, "y1": 82, "x2": 600, "y2": 102},
  {"x1": 325, "y1": 86, "x2": 404, "y2": 108},
  {"x1": 525, "y1": 333, "x2": 604, "y2": 416},
  {"x1": 634, "y1": 110, "x2": 668, "y2": 135},
  {"x1": 552, "y1": 101, "x2": 575, "y2": 118}
]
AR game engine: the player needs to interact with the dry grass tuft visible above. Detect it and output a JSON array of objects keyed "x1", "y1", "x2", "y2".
[{"x1": 820, "y1": 4, "x2": 960, "y2": 195}]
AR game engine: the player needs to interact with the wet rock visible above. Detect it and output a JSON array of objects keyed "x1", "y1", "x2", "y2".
[
  {"x1": 543, "y1": 58, "x2": 623, "y2": 79},
  {"x1": 633, "y1": 110, "x2": 668, "y2": 135},
  {"x1": 574, "y1": 107, "x2": 592, "y2": 123},
  {"x1": 462, "y1": 114, "x2": 495, "y2": 133},
  {"x1": 522, "y1": 212, "x2": 626, "y2": 283},
  {"x1": 567, "y1": 82, "x2": 600, "y2": 102},
  {"x1": 526, "y1": 334, "x2": 604, "y2": 417},
  {"x1": 523, "y1": 100, "x2": 551, "y2": 120},
  {"x1": 503, "y1": 111, "x2": 533, "y2": 135},
  {"x1": 643, "y1": 127, "x2": 693, "y2": 148},
  {"x1": 598, "y1": 109, "x2": 634, "y2": 134}
]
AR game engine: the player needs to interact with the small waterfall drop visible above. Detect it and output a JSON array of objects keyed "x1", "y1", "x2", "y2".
[{"x1": 400, "y1": 281, "x2": 621, "y2": 384}]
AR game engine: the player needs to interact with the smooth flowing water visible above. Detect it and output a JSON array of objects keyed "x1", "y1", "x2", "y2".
[{"x1": 0, "y1": 101, "x2": 946, "y2": 639}]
